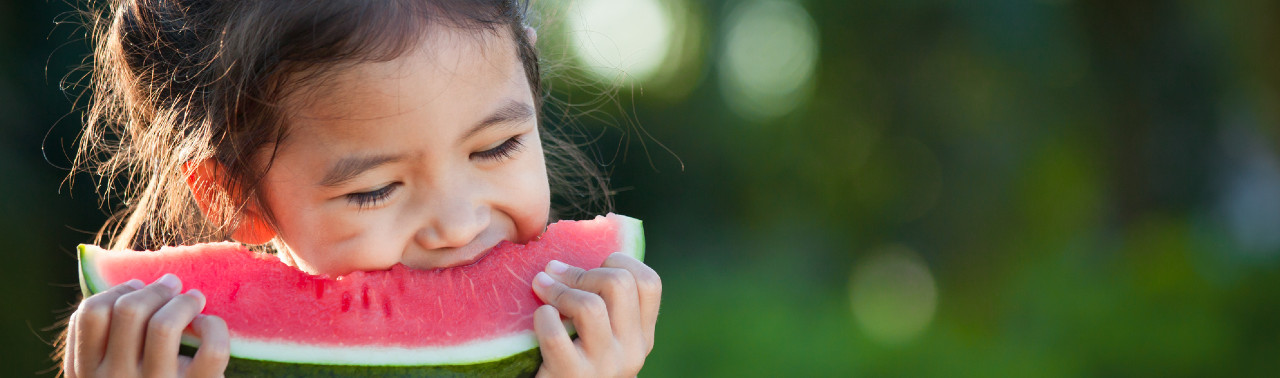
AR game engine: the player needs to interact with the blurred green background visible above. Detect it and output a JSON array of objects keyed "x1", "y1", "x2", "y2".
[{"x1": 4, "y1": 0, "x2": 1280, "y2": 376}]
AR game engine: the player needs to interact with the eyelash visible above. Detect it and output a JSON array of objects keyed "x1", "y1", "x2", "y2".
[
  {"x1": 470, "y1": 136, "x2": 524, "y2": 161},
  {"x1": 346, "y1": 183, "x2": 399, "y2": 209}
]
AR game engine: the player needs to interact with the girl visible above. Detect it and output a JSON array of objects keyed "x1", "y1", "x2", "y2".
[{"x1": 61, "y1": 0, "x2": 661, "y2": 376}]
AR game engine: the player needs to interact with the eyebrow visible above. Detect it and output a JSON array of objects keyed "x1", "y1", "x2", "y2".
[
  {"x1": 461, "y1": 100, "x2": 535, "y2": 141},
  {"x1": 318, "y1": 154, "x2": 405, "y2": 188}
]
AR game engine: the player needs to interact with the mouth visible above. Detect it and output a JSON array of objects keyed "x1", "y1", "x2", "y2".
[
  {"x1": 419, "y1": 234, "x2": 504, "y2": 270},
  {"x1": 437, "y1": 243, "x2": 497, "y2": 269}
]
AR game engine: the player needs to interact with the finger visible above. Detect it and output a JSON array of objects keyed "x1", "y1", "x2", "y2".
[
  {"x1": 532, "y1": 271, "x2": 614, "y2": 356},
  {"x1": 74, "y1": 279, "x2": 145, "y2": 376},
  {"x1": 105, "y1": 274, "x2": 182, "y2": 367},
  {"x1": 544, "y1": 259, "x2": 589, "y2": 288},
  {"x1": 533, "y1": 304, "x2": 579, "y2": 373},
  {"x1": 64, "y1": 312, "x2": 78, "y2": 378},
  {"x1": 602, "y1": 253, "x2": 662, "y2": 352},
  {"x1": 182, "y1": 314, "x2": 230, "y2": 378},
  {"x1": 547, "y1": 261, "x2": 641, "y2": 349},
  {"x1": 142, "y1": 289, "x2": 206, "y2": 376}
]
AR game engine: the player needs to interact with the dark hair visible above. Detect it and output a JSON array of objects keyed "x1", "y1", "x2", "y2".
[{"x1": 71, "y1": 0, "x2": 611, "y2": 251}]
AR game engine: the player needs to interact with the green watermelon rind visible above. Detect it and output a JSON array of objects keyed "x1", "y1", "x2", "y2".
[
  {"x1": 79, "y1": 244, "x2": 106, "y2": 298},
  {"x1": 77, "y1": 214, "x2": 645, "y2": 373},
  {"x1": 622, "y1": 215, "x2": 646, "y2": 262}
]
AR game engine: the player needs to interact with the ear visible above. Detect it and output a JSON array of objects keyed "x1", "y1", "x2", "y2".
[
  {"x1": 184, "y1": 159, "x2": 277, "y2": 245},
  {"x1": 523, "y1": 25, "x2": 537, "y2": 46}
]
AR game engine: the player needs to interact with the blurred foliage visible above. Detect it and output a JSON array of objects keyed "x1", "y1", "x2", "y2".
[{"x1": 3, "y1": 0, "x2": 1279, "y2": 376}]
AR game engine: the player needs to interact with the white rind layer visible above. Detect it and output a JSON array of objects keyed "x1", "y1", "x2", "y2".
[
  {"x1": 180, "y1": 321, "x2": 578, "y2": 365},
  {"x1": 180, "y1": 331, "x2": 540, "y2": 366},
  {"x1": 617, "y1": 214, "x2": 645, "y2": 261},
  {"x1": 81, "y1": 214, "x2": 643, "y2": 366}
]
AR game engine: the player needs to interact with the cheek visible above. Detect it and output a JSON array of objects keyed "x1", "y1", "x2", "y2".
[
  {"x1": 299, "y1": 211, "x2": 406, "y2": 273},
  {"x1": 507, "y1": 144, "x2": 551, "y2": 239},
  {"x1": 263, "y1": 188, "x2": 403, "y2": 274}
]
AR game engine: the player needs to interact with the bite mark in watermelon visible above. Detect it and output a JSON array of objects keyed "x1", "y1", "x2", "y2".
[{"x1": 77, "y1": 213, "x2": 644, "y2": 376}]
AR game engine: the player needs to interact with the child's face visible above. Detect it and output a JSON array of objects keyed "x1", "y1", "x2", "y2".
[{"x1": 254, "y1": 27, "x2": 550, "y2": 276}]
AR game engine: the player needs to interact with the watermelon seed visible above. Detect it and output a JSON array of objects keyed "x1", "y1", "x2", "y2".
[
  {"x1": 340, "y1": 291, "x2": 352, "y2": 312},
  {"x1": 315, "y1": 279, "x2": 326, "y2": 299},
  {"x1": 361, "y1": 285, "x2": 371, "y2": 309},
  {"x1": 228, "y1": 283, "x2": 240, "y2": 303}
]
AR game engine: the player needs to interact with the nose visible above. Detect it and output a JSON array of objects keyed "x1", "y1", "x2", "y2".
[{"x1": 414, "y1": 197, "x2": 490, "y2": 251}]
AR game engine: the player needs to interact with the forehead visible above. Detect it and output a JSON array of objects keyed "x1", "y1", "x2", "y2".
[{"x1": 282, "y1": 24, "x2": 525, "y2": 126}]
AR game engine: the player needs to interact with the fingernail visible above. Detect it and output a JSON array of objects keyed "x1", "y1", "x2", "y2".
[
  {"x1": 534, "y1": 271, "x2": 555, "y2": 288},
  {"x1": 124, "y1": 279, "x2": 145, "y2": 290},
  {"x1": 546, "y1": 260, "x2": 569, "y2": 275},
  {"x1": 155, "y1": 273, "x2": 180, "y2": 292},
  {"x1": 186, "y1": 289, "x2": 205, "y2": 302}
]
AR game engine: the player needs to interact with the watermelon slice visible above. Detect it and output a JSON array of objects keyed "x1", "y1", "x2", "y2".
[{"x1": 77, "y1": 213, "x2": 643, "y2": 376}]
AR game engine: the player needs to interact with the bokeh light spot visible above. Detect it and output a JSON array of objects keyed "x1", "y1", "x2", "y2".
[
  {"x1": 567, "y1": 0, "x2": 674, "y2": 83},
  {"x1": 849, "y1": 245, "x2": 938, "y2": 346},
  {"x1": 719, "y1": 0, "x2": 819, "y2": 121}
]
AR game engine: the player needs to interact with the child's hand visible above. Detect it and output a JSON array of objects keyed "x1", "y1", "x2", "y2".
[
  {"x1": 64, "y1": 274, "x2": 230, "y2": 378},
  {"x1": 531, "y1": 253, "x2": 661, "y2": 377}
]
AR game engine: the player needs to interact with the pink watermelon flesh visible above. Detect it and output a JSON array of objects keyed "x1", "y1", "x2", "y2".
[{"x1": 79, "y1": 213, "x2": 643, "y2": 365}]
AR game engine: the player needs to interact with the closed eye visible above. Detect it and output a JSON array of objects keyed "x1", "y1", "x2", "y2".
[
  {"x1": 346, "y1": 183, "x2": 400, "y2": 209},
  {"x1": 470, "y1": 136, "x2": 524, "y2": 161}
]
